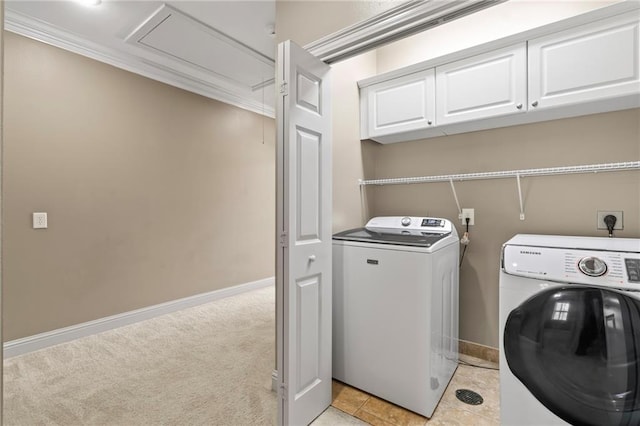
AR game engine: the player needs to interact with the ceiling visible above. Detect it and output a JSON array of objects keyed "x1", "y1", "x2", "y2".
[{"x1": 4, "y1": 0, "x2": 277, "y2": 116}]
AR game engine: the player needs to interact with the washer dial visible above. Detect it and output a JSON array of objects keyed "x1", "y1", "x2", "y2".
[
  {"x1": 401, "y1": 217, "x2": 411, "y2": 227},
  {"x1": 578, "y1": 257, "x2": 608, "y2": 277}
]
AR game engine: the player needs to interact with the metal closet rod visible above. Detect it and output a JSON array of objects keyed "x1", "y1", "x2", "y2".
[{"x1": 358, "y1": 161, "x2": 640, "y2": 186}]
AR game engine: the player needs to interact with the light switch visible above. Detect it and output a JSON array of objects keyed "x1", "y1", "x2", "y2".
[{"x1": 33, "y1": 212, "x2": 47, "y2": 229}]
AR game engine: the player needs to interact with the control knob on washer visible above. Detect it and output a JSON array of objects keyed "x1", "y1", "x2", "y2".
[
  {"x1": 401, "y1": 217, "x2": 411, "y2": 227},
  {"x1": 578, "y1": 257, "x2": 608, "y2": 277}
]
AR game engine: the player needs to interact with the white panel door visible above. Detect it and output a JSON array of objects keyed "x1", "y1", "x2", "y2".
[
  {"x1": 362, "y1": 69, "x2": 435, "y2": 138},
  {"x1": 528, "y1": 11, "x2": 640, "y2": 111},
  {"x1": 436, "y1": 43, "x2": 527, "y2": 125},
  {"x1": 276, "y1": 40, "x2": 332, "y2": 426}
]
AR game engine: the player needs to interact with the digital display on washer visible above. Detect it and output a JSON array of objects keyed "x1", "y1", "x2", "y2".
[
  {"x1": 421, "y1": 219, "x2": 443, "y2": 227},
  {"x1": 625, "y1": 258, "x2": 640, "y2": 283}
]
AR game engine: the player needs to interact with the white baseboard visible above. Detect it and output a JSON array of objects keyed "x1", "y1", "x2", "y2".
[{"x1": 4, "y1": 277, "x2": 275, "y2": 358}]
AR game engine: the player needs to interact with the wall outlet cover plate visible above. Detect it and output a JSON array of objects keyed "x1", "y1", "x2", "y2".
[
  {"x1": 33, "y1": 212, "x2": 48, "y2": 229},
  {"x1": 597, "y1": 210, "x2": 623, "y2": 230},
  {"x1": 461, "y1": 208, "x2": 475, "y2": 225}
]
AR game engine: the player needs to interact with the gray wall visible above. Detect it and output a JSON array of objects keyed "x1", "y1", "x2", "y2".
[
  {"x1": 364, "y1": 109, "x2": 640, "y2": 347},
  {"x1": 3, "y1": 32, "x2": 276, "y2": 341}
]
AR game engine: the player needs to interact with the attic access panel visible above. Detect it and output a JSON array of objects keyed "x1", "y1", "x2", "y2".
[{"x1": 126, "y1": 4, "x2": 274, "y2": 90}]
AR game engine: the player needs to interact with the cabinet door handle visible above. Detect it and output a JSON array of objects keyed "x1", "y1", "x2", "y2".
[
  {"x1": 308, "y1": 255, "x2": 316, "y2": 261},
  {"x1": 427, "y1": 120, "x2": 433, "y2": 125},
  {"x1": 531, "y1": 101, "x2": 539, "y2": 107},
  {"x1": 516, "y1": 103, "x2": 523, "y2": 110}
]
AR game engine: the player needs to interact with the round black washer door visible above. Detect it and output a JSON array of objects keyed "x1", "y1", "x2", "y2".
[{"x1": 504, "y1": 286, "x2": 640, "y2": 426}]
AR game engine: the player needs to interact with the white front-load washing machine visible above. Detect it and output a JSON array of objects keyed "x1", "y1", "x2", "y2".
[
  {"x1": 332, "y1": 216, "x2": 459, "y2": 417},
  {"x1": 500, "y1": 234, "x2": 640, "y2": 425}
]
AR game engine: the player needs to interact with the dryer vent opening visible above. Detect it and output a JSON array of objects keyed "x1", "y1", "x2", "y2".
[{"x1": 456, "y1": 389, "x2": 484, "y2": 405}]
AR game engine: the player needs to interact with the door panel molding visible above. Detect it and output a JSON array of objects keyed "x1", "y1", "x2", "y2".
[{"x1": 276, "y1": 40, "x2": 332, "y2": 426}]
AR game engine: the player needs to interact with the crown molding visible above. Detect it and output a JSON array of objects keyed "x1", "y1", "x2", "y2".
[
  {"x1": 305, "y1": 0, "x2": 507, "y2": 63},
  {"x1": 4, "y1": 9, "x2": 275, "y2": 118}
]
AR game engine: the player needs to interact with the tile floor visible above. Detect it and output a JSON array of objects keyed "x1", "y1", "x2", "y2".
[{"x1": 327, "y1": 355, "x2": 499, "y2": 426}]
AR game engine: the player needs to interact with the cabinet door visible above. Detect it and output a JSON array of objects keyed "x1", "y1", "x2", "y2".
[
  {"x1": 528, "y1": 11, "x2": 640, "y2": 111},
  {"x1": 362, "y1": 69, "x2": 435, "y2": 138},
  {"x1": 435, "y1": 44, "x2": 527, "y2": 125}
]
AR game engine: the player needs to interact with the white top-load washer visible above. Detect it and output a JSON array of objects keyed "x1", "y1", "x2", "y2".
[
  {"x1": 332, "y1": 216, "x2": 459, "y2": 417},
  {"x1": 500, "y1": 234, "x2": 640, "y2": 426}
]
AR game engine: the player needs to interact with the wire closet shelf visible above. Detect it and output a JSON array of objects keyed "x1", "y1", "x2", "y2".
[
  {"x1": 358, "y1": 161, "x2": 640, "y2": 221},
  {"x1": 358, "y1": 161, "x2": 640, "y2": 186}
]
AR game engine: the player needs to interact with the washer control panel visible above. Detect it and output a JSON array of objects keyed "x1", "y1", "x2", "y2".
[
  {"x1": 502, "y1": 244, "x2": 640, "y2": 289},
  {"x1": 366, "y1": 216, "x2": 451, "y2": 232}
]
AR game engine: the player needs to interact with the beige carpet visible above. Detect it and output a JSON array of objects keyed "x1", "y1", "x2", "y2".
[{"x1": 4, "y1": 286, "x2": 277, "y2": 426}]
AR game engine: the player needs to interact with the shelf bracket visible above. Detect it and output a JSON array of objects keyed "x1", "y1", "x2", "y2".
[
  {"x1": 449, "y1": 178, "x2": 463, "y2": 220},
  {"x1": 516, "y1": 173, "x2": 525, "y2": 221}
]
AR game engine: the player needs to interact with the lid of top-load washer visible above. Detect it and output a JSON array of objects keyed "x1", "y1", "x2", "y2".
[{"x1": 332, "y1": 216, "x2": 453, "y2": 247}]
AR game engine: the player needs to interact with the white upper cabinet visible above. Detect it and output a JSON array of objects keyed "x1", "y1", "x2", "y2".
[
  {"x1": 529, "y1": 12, "x2": 640, "y2": 108},
  {"x1": 436, "y1": 44, "x2": 527, "y2": 125},
  {"x1": 361, "y1": 69, "x2": 435, "y2": 139},
  {"x1": 358, "y1": 3, "x2": 640, "y2": 143},
  {"x1": 528, "y1": 11, "x2": 640, "y2": 111}
]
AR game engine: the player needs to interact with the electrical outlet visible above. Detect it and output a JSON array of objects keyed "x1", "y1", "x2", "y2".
[
  {"x1": 461, "y1": 208, "x2": 475, "y2": 225},
  {"x1": 597, "y1": 210, "x2": 623, "y2": 230},
  {"x1": 33, "y1": 212, "x2": 47, "y2": 229}
]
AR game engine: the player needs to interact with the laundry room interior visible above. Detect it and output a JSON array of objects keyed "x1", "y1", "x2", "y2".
[
  {"x1": 277, "y1": 0, "x2": 640, "y2": 351},
  {"x1": 1, "y1": 0, "x2": 639, "y2": 425}
]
